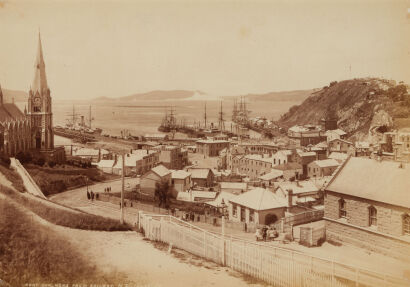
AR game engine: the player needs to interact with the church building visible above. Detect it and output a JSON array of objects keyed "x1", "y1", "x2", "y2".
[{"x1": 0, "y1": 33, "x2": 65, "y2": 163}]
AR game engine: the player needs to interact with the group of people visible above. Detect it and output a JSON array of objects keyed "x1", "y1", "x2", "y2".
[
  {"x1": 104, "y1": 186, "x2": 112, "y2": 192},
  {"x1": 86, "y1": 190, "x2": 98, "y2": 201},
  {"x1": 255, "y1": 226, "x2": 278, "y2": 241}
]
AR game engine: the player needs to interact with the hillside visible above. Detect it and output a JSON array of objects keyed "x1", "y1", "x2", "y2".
[
  {"x1": 94, "y1": 90, "x2": 197, "y2": 102},
  {"x1": 243, "y1": 89, "x2": 317, "y2": 102},
  {"x1": 278, "y1": 78, "x2": 410, "y2": 141},
  {"x1": 2, "y1": 89, "x2": 28, "y2": 103}
]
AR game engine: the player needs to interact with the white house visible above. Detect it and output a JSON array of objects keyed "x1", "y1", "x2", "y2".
[{"x1": 140, "y1": 165, "x2": 172, "y2": 198}]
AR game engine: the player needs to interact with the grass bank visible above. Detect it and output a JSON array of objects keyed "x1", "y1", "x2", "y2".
[
  {"x1": 0, "y1": 186, "x2": 131, "y2": 231},
  {"x1": 0, "y1": 165, "x2": 25, "y2": 192},
  {"x1": 0, "y1": 197, "x2": 129, "y2": 286}
]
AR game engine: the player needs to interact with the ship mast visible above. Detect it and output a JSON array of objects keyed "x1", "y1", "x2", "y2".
[
  {"x1": 218, "y1": 101, "x2": 225, "y2": 132},
  {"x1": 204, "y1": 102, "x2": 207, "y2": 129}
]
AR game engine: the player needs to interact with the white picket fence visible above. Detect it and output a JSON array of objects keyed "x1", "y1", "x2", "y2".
[{"x1": 138, "y1": 212, "x2": 409, "y2": 287}]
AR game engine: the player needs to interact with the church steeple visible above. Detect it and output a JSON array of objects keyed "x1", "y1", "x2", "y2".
[
  {"x1": 31, "y1": 31, "x2": 48, "y2": 95},
  {"x1": 0, "y1": 84, "x2": 3, "y2": 106}
]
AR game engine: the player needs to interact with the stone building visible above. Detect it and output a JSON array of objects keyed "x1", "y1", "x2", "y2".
[
  {"x1": 324, "y1": 157, "x2": 410, "y2": 261},
  {"x1": 152, "y1": 145, "x2": 187, "y2": 170},
  {"x1": 196, "y1": 139, "x2": 230, "y2": 157},
  {"x1": 307, "y1": 159, "x2": 340, "y2": 178},
  {"x1": 0, "y1": 33, "x2": 64, "y2": 163}
]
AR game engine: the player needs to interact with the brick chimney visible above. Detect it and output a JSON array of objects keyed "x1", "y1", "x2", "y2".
[{"x1": 287, "y1": 189, "x2": 293, "y2": 212}]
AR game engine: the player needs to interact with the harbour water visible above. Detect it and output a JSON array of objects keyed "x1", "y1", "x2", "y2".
[{"x1": 51, "y1": 99, "x2": 300, "y2": 138}]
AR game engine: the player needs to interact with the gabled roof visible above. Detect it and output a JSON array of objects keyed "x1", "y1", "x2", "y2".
[
  {"x1": 273, "y1": 162, "x2": 302, "y2": 171},
  {"x1": 171, "y1": 170, "x2": 191, "y2": 179},
  {"x1": 187, "y1": 168, "x2": 213, "y2": 179},
  {"x1": 229, "y1": 188, "x2": 288, "y2": 211},
  {"x1": 206, "y1": 191, "x2": 238, "y2": 207},
  {"x1": 0, "y1": 103, "x2": 25, "y2": 122},
  {"x1": 328, "y1": 138, "x2": 353, "y2": 145},
  {"x1": 151, "y1": 164, "x2": 171, "y2": 177},
  {"x1": 310, "y1": 159, "x2": 340, "y2": 168},
  {"x1": 220, "y1": 182, "x2": 247, "y2": 190},
  {"x1": 326, "y1": 157, "x2": 410, "y2": 208},
  {"x1": 276, "y1": 180, "x2": 319, "y2": 195},
  {"x1": 326, "y1": 129, "x2": 346, "y2": 136},
  {"x1": 259, "y1": 170, "x2": 283, "y2": 180}
]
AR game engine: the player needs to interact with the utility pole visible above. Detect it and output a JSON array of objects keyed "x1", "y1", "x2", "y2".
[{"x1": 121, "y1": 153, "x2": 125, "y2": 224}]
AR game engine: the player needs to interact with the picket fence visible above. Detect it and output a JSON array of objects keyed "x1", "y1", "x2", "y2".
[{"x1": 138, "y1": 212, "x2": 409, "y2": 287}]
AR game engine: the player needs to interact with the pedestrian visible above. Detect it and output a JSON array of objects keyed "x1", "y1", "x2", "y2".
[
  {"x1": 262, "y1": 226, "x2": 267, "y2": 241},
  {"x1": 119, "y1": 202, "x2": 121, "y2": 209},
  {"x1": 104, "y1": 187, "x2": 107, "y2": 193},
  {"x1": 87, "y1": 191, "x2": 90, "y2": 200},
  {"x1": 91, "y1": 191, "x2": 94, "y2": 201},
  {"x1": 96, "y1": 193, "x2": 99, "y2": 200}
]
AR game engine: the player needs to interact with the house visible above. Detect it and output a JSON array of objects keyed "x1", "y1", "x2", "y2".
[
  {"x1": 276, "y1": 180, "x2": 319, "y2": 204},
  {"x1": 152, "y1": 145, "x2": 188, "y2": 170},
  {"x1": 287, "y1": 125, "x2": 326, "y2": 146},
  {"x1": 131, "y1": 149, "x2": 160, "y2": 174},
  {"x1": 325, "y1": 129, "x2": 347, "y2": 142},
  {"x1": 272, "y1": 150, "x2": 292, "y2": 166},
  {"x1": 196, "y1": 139, "x2": 230, "y2": 157},
  {"x1": 324, "y1": 157, "x2": 410, "y2": 261},
  {"x1": 228, "y1": 188, "x2": 288, "y2": 225},
  {"x1": 328, "y1": 138, "x2": 354, "y2": 154},
  {"x1": 205, "y1": 191, "x2": 238, "y2": 213},
  {"x1": 310, "y1": 141, "x2": 328, "y2": 160},
  {"x1": 72, "y1": 147, "x2": 110, "y2": 163},
  {"x1": 354, "y1": 141, "x2": 372, "y2": 157},
  {"x1": 219, "y1": 182, "x2": 248, "y2": 194},
  {"x1": 272, "y1": 162, "x2": 303, "y2": 180},
  {"x1": 328, "y1": 152, "x2": 348, "y2": 163},
  {"x1": 295, "y1": 150, "x2": 317, "y2": 177},
  {"x1": 171, "y1": 170, "x2": 192, "y2": 197},
  {"x1": 258, "y1": 170, "x2": 283, "y2": 187},
  {"x1": 140, "y1": 165, "x2": 172, "y2": 197},
  {"x1": 307, "y1": 159, "x2": 340, "y2": 178},
  {"x1": 187, "y1": 168, "x2": 215, "y2": 187},
  {"x1": 96, "y1": 159, "x2": 115, "y2": 174},
  {"x1": 236, "y1": 154, "x2": 275, "y2": 179},
  {"x1": 176, "y1": 190, "x2": 217, "y2": 202},
  {"x1": 379, "y1": 129, "x2": 410, "y2": 162}
]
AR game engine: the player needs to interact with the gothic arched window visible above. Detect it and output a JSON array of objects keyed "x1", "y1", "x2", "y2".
[
  {"x1": 368, "y1": 206, "x2": 377, "y2": 226},
  {"x1": 403, "y1": 214, "x2": 410, "y2": 235},
  {"x1": 339, "y1": 198, "x2": 346, "y2": 218}
]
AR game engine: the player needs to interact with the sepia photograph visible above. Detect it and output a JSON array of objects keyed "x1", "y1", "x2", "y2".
[{"x1": 0, "y1": 0, "x2": 409, "y2": 286}]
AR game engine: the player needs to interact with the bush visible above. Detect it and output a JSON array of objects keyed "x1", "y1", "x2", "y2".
[
  {"x1": 48, "y1": 161, "x2": 56, "y2": 168},
  {"x1": 0, "y1": 155, "x2": 11, "y2": 168},
  {"x1": 16, "y1": 151, "x2": 32, "y2": 164}
]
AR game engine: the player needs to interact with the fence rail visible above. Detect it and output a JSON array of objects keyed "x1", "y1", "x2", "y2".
[{"x1": 138, "y1": 212, "x2": 409, "y2": 287}]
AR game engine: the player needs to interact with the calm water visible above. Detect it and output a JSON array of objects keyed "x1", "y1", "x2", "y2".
[{"x1": 19, "y1": 99, "x2": 300, "y2": 138}]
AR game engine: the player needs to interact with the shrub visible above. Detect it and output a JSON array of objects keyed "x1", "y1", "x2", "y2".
[{"x1": 0, "y1": 155, "x2": 11, "y2": 168}]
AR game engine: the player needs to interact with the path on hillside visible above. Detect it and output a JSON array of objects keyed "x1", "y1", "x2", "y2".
[
  {"x1": 10, "y1": 158, "x2": 46, "y2": 198},
  {"x1": 51, "y1": 182, "x2": 410, "y2": 280}
]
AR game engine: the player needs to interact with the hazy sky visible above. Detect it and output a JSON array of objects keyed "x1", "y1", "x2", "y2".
[{"x1": 0, "y1": 0, "x2": 409, "y2": 100}]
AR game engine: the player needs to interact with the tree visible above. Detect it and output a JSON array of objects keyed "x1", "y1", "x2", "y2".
[{"x1": 155, "y1": 180, "x2": 171, "y2": 208}]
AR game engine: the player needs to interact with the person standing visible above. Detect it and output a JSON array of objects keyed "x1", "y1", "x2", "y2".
[
  {"x1": 87, "y1": 191, "x2": 90, "y2": 200},
  {"x1": 91, "y1": 191, "x2": 94, "y2": 201}
]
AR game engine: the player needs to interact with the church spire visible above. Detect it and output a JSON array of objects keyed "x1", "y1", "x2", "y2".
[
  {"x1": 0, "y1": 84, "x2": 3, "y2": 106},
  {"x1": 31, "y1": 31, "x2": 48, "y2": 95}
]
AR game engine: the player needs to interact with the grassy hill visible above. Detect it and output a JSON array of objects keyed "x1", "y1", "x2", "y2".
[{"x1": 278, "y1": 78, "x2": 410, "y2": 140}]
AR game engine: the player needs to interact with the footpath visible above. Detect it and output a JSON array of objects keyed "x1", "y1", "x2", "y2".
[{"x1": 10, "y1": 158, "x2": 46, "y2": 199}]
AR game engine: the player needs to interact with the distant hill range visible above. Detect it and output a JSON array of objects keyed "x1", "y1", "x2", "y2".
[
  {"x1": 278, "y1": 78, "x2": 410, "y2": 141},
  {"x1": 2, "y1": 89, "x2": 29, "y2": 103},
  {"x1": 239, "y1": 89, "x2": 317, "y2": 102},
  {"x1": 94, "y1": 90, "x2": 199, "y2": 102}
]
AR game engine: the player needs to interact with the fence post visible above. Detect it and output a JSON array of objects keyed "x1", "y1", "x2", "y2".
[
  {"x1": 332, "y1": 260, "x2": 335, "y2": 286},
  {"x1": 138, "y1": 211, "x2": 142, "y2": 231},
  {"x1": 229, "y1": 236, "x2": 233, "y2": 267},
  {"x1": 203, "y1": 231, "x2": 206, "y2": 258},
  {"x1": 160, "y1": 217, "x2": 163, "y2": 242},
  {"x1": 281, "y1": 218, "x2": 284, "y2": 233}
]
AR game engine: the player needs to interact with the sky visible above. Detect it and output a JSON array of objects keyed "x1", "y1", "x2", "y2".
[{"x1": 0, "y1": 0, "x2": 409, "y2": 100}]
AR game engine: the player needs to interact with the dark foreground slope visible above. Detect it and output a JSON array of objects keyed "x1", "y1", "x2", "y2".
[{"x1": 278, "y1": 78, "x2": 410, "y2": 140}]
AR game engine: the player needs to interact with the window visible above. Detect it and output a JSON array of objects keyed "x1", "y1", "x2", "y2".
[
  {"x1": 339, "y1": 199, "x2": 347, "y2": 218},
  {"x1": 403, "y1": 214, "x2": 410, "y2": 235},
  {"x1": 368, "y1": 206, "x2": 377, "y2": 226},
  {"x1": 249, "y1": 210, "x2": 254, "y2": 222},
  {"x1": 232, "y1": 204, "x2": 237, "y2": 217}
]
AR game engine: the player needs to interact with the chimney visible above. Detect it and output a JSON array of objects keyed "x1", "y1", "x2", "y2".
[{"x1": 287, "y1": 189, "x2": 293, "y2": 211}]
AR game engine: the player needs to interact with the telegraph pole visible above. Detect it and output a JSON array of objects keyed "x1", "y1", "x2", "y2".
[{"x1": 121, "y1": 153, "x2": 125, "y2": 224}]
